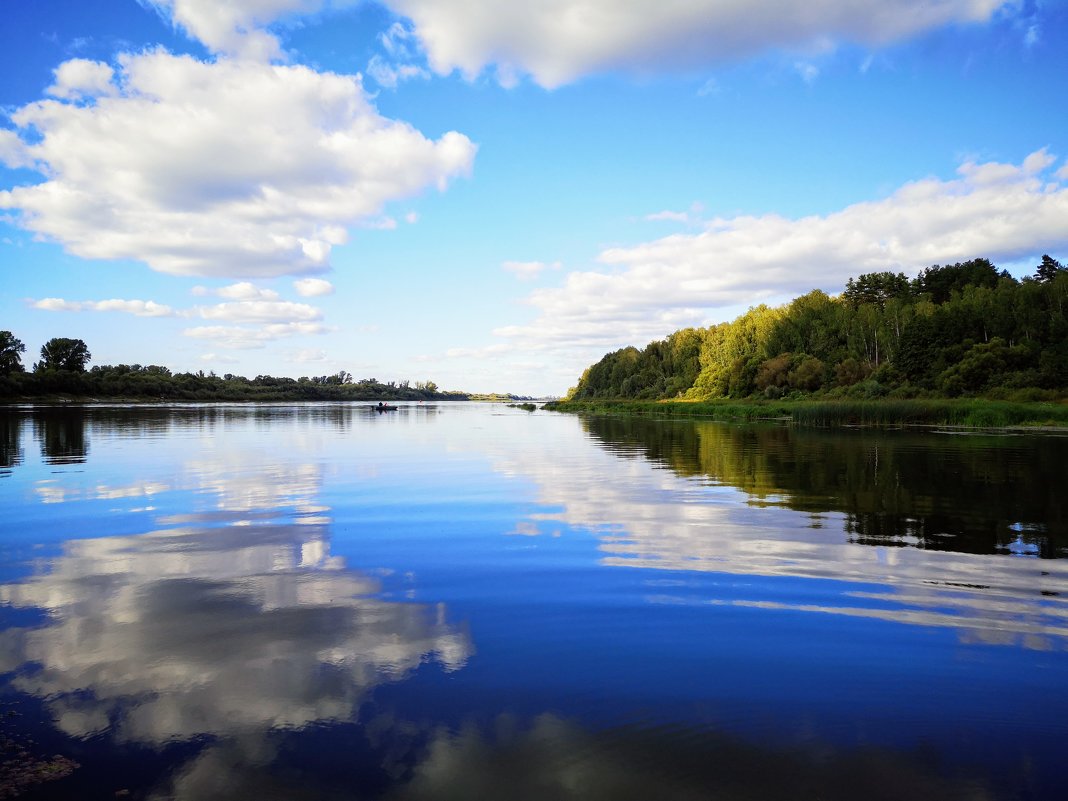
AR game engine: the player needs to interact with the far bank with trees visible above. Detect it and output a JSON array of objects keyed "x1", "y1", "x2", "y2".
[
  {"x1": 0, "y1": 333, "x2": 465, "y2": 403},
  {"x1": 552, "y1": 255, "x2": 1068, "y2": 426}
]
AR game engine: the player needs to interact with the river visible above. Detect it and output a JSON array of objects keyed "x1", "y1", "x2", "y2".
[{"x1": 0, "y1": 403, "x2": 1065, "y2": 799}]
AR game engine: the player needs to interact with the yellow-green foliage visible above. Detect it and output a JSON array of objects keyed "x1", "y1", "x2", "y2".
[{"x1": 568, "y1": 257, "x2": 1068, "y2": 403}]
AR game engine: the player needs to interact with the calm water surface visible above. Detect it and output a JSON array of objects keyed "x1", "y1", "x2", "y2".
[{"x1": 0, "y1": 403, "x2": 1065, "y2": 800}]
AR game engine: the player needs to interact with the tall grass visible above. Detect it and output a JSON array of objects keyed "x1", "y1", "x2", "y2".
[{"x1": 546, "y1": 398, "x2": 1068, "y2": 428}]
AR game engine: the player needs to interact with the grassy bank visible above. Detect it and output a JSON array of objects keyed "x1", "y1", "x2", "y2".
[{"x1": 543, "y1": 398, "x2": 1068, "y2": 428}]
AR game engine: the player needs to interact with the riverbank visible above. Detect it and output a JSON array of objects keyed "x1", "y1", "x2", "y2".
[{"x1": 543, "y1": 398, "x2": 1068, "y2": 429}]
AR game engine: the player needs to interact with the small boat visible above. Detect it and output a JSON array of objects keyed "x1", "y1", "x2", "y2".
[{"x1": 373, "y1": 403, "x2": 399, "y2": 411}]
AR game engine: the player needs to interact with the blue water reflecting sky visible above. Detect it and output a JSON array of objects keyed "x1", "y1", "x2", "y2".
[{"x1": 0, "y1": 403, "x2": 1065, "y2": 799}]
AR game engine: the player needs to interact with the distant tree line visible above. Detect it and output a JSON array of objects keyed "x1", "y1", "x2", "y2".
[
  {"x1": 568, "y1": 255, "x2": 1068, "y2": 402},
  {"x1": 0, "y1": 334, "x2": 464, "y2": 402}
]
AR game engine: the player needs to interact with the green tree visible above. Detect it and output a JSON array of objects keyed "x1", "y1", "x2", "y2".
[
  {"x1": 1035, "y1": 254, "x2": 1065, "y2": 283},
  {"x1": 37, "y1": 338, "x2": 91, "y2": 372},
  {"x1": 842, "y1": 272, "x2": 910, "y2": 308},
  {"x1": 0, "y1": 331, "x2": 26, "y2": 375},
  {"x1": 914, "y1": 258, "x2": 1004, "y2": 303}
]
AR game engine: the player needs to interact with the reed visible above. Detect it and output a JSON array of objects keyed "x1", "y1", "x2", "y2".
[{"x1": 545, "y1": 398, "x2": 1068, "y2": 428}]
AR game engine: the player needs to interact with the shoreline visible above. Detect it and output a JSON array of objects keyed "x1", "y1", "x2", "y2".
[{"x1": 544, "y1": 398, "x2": 1068, "y2": 432}]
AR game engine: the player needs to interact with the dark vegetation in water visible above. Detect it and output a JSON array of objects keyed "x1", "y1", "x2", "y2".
[
  {"x1": 0, "y1": 333, "x2": 465, "y2": 402},
  {"x1": 565, "y1": 256, "x2": 1068, "y2": 404},
  {"x1": 579, "y1": 415, "x2": 1068, "y2": 557},
  {"x1": 1, "y1": 701, "x2": 79, "y2": 799}
]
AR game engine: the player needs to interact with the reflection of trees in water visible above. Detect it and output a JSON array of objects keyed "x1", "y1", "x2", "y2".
[
  {"x1": 79, "y1": 403, "x2": 362, "y2": 438},
  {"x1": 4, "y1": 405, "x2": 446, "y2": 476},
  {"x1": 0, "y1": 414, "x2": 22, "y2": 471},
  {"x1": 133, "y1": 710, "x2": 1008, "y2": 801},
  {"x1": 584, "y1": 417, "x2": 1068, "y2": 557},
  {"x1": 384, "y1": 714, "x2": 1004, "y2": 801},
  {"x1": 32, "y1": 410, "x2": 88, "y2": 464}
]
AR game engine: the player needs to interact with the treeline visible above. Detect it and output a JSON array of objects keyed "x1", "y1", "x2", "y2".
[
  {"x1": 0, "y1": 335, "x2": 465, "y2": 402},
  {"x1": 569, "y1": 255, "x2": 1068, "y2": 402}
]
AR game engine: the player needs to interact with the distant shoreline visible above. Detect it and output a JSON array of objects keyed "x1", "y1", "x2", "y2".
[
  {"x1": 0, "y1": 395, "x2": 540, "y2": 406},
  {"x1": 544, "y1": 398, "x2": 1068, "y2": 431}
]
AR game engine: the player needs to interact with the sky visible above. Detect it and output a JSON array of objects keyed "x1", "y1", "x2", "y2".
[{"x1": 2, "y1": 1, "x2": 1067, "y2": 397}]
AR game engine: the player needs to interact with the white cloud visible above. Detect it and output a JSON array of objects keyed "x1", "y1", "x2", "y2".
[
  {"x1": 31, "y1": 297, "x2": 175, "y2": 317},
  {"x1": 183, "y1": 321, "x2": 328, "y2": 349},
  {"x1": 0, "y1": 51, "x2": 476, "y2": 279},
  {"x1": 46, "y1": 58, "x2": 116, "y2": 99},
  {"x1": 31, "y1": 298, "x2": 83, "y2": 313},
  {"x1": 141, "y1": 0, "x2": 300, "y2": 60},
  {"x1": 502, "y1": 260, "x2": 561, "y2": 281},
  {"x1": 378, "y1": 20, "x2": 417, "y2": 57},
  {"x1": 194, "y1": 300, "x2": 322, "y2": 323},
  {"x1": 367, "y1": 23, "x2": 430, "y2": 90},
  {"x1": 216, "y1": 282, "x2": 280, "y2": 301},
  {"x1": 91, "y1": 299, "x2": 176, "y2": 317},
  {"x1": 0, "y1": 130, "x2": 32, "y2": 169},
  {"x1": 293, "y1": 278, "x2": 335, "y2": 297},
  {"x1": 497, "y1": 150, "x2": 1068, "y2": 357},
  {"x1": 366, "y1": 56, "x2": 430, "y2": 89},
  {"x1": 380, "y1": 0, "x2": 1011, "y2": 87},
  {"x1": 644, "y1": 201, "x2": 704, "y2": 225}
]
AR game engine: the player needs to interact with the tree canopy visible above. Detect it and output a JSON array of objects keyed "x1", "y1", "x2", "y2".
[
  {"x1": 0, "y1": 331, "x2": 25, "y2": 375},
  {"x1": 568, "y1": 256, "x2": 1068, "y2": 402},
  {"x1": 37, "y1": 338, "x2": 91, "y2": 373},
  {"x1": 0, "y1": 343, "x2": 467, "y2": 402}
]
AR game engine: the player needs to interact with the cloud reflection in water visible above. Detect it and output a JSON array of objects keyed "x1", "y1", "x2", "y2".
[
  {"x1": 492, "y1": 419, "x2": 1068, "y2": 650},
  {"x1": 0, "y1": 454, "x2": 471, "y2": 751}
]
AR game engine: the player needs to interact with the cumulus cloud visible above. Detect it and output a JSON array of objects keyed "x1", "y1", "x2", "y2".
[
  {"x1": 379, "y1": 0, "x2": 1011, "y2": 87},
  {"x1": 140, "y1": 0, "x2": 312, "y2": 60},
  {"x1": 502, "y1": 260, "x2": 561, "y2": 281},
  {"x1": 497, "y1": 150, "x2": 1068, "y2": 355},
  {"x1": 46, "y1": 58, "x2": 116, "y2": 99},
  {"x1": 0, "y1": 130, "x2": 32, "y2": 169},
  {"x1": 293, "y1": 278, "x2": 335, "y2": 297},
  {"x1": 31, "y1": 297, "x2": 175, "y2": 317},
  {"x1": 0, "y1": 51, "x2": 476, "y2": 279}
]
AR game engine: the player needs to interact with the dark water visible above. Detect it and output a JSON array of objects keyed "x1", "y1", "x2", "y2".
[{"x1": 0, "y1": 403, "x2": 1065, "y2": 800}]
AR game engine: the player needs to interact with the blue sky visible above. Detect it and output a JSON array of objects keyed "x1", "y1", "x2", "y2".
[{"x1": 2, "y1": 1, "x2": 1067, "y2": 396}]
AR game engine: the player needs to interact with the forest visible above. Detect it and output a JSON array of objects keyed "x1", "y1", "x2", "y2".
[
  {"x1": 567, "y1": 255, "x2": 1068, "y2": 402},
  {"x1": 0, "y1": 334, "x2": 464, "y2": 402}
]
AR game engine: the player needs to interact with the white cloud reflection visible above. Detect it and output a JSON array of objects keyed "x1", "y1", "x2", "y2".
[
  {"x1": 0, "y1": 451, "x2": 470, "y2": 746},
  {"x1": 480, "y1": 415, "x2": 1068, "y2": 650}
]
